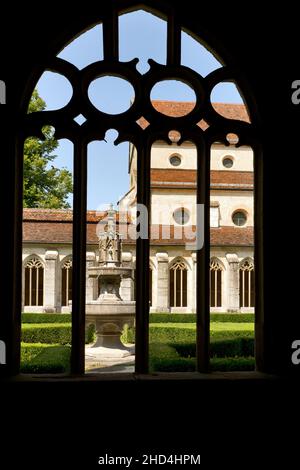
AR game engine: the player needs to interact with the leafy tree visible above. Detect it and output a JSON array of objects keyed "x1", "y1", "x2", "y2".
[{"x1": 23, "y1": 89, "x2": 73, "y2": 208}]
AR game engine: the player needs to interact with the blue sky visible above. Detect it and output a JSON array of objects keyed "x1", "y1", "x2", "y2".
[{"x1": 36, "y1": 10, "x2": 243, "y2": 210}]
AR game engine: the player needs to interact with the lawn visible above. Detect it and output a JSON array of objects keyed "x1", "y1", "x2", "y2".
[{"x1": 20, "y1": 313, "x2": 255, "y2": 373}]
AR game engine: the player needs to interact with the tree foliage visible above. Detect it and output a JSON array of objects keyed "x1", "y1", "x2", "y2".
[{"x1": 23, "y1": 90, "x2": 73, "y2": 208}]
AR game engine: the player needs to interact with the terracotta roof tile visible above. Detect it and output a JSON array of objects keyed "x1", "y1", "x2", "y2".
[
  {"x1": 138, "y1": 101, "x2": 250, "y2": 137},
  {"x1": 23, "y1": 219, "x2": 253, "y2": 247}
]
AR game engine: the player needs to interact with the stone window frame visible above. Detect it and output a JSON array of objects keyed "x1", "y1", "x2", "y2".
[
  {"x1": 4, "y1": 1, "x2": 264, "y2": 378},
  {"x1": 23, "y1": 255, "x2": 45, "y2": 307},
  {"x1": 169, "y1": 258, "x2": 188, "y2": 308},
  {"x1": 239, "y1": 257, "x2": 255, "y2": 308},
  {"x1": 209, "y1": 257, "x2": 224, "y2": 308}
]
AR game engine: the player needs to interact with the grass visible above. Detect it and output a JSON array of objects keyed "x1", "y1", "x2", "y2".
[
  {"x1": 21, "y1": 343, "x2": 71, "y2": 373},
  {"x1": 20, "y1": 313, "x2": 255, "y2": 373}
]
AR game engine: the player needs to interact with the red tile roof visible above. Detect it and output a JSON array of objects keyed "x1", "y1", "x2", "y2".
[
  {"x1": 23, "y1": 215, "x2": 253, "y2": 247},
  {"x1": 23, "y1": 208, "x2": 129, "y2": 223},
  {"x1": 138, "y1": 101, "x2": 250, "y2": 140}
]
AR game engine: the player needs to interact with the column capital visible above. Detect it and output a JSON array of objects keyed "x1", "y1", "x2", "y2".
[
  {"x1": 45, "y1": 250, "x2": 58, "y2": 260},
  {"x1": 86, "y1": 251, "x2": 96, "y2": 262},
  {"x1": 226, "y1": 253, "x2": 239, "y2": 264},
  {"x1": 156, "y1": 252, "x2": 169, "y2": 262}
]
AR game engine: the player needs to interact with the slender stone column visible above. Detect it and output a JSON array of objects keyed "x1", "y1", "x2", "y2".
[
  {"x1": 120, "y1": 252, "x2": 134, "y2": 301},
  {"x1": 226, "y1": 253, "x2": 240, "y2": 312},
  {"x1": 156, "y1": 252, "x2": 169, "y2": 312},
  {"x1": 44, "y1": 250, "x2": 59, "y2": 312},
  {"x1": 86, "y1": 252, "x2": 96, "y2": 301}
]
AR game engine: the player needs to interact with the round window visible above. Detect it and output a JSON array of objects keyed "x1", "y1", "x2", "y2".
[
  {"x1": 170, "y1": 155, "x2": 181, "y2": 167},
  {"x1": 222, "y1": 156, "x2": 234, "y2": 168},
  {"x1": 173, "y1": 208, "x2": 190, "y2": 225},
  {"x1": 232, "y1": 211, "x2": 247, "y2": 226}
]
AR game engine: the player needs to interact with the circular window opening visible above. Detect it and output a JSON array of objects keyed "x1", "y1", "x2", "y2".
[
  {"x1": 222, "y1": 156, "x2": 234, "y2": 168},
  {"x1": 170, "y1": 155, "x2": 181, "y2": 167},
  {"x1": 173, "y1": 208, "x2": 190, "y2": 225},
  {"x1": 232, "y1": 211, "x2": 247, "y2": 226}
]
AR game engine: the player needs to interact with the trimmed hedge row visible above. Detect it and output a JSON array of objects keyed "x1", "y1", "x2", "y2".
[
  {"x1": 21, "y1": 323, "x2": 95, "y2": 344},
  {"x1": 22, "y1": 312, "x2": 254, "y2": 324},
  {"x1": 174, "y1": 337, "x2": 254, "y2": 358},
  {"x1": 22, "y1": 313, "x2": 71, "y2": 323},
  {"x1": 150, "y1": 313, "x2": 254, "y2": 323},
  {"x1": 148, "y1": 343, "x2": 255, "y2": 372},
  {"x1": 21, "y1": 344, "x2": 71, "y2": 373},
  {"x1": 123, "y1": 326, "x2": 253, "y2": 344}
]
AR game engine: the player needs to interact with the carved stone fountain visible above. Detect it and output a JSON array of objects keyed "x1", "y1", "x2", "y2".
[{"x1": 85, "y1": 205, "x2": 135, "y2": 359}]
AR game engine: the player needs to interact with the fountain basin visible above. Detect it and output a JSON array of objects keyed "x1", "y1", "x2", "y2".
[{"x1": 86, "y1": 301, "x2": 135, "y2": 358}]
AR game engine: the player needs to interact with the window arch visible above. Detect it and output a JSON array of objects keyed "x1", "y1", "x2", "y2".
[
  {"x1": 12, "y1": 4, "x2": 261, "y2": 376},
  {"x1": 170, "y1": 259, "x2": 188, "y2": 307},
  {"x1": 210, "y1": 258, "x2": 223, "y2": 308},
  {"x1": 61, "y1": 258, "x2": 72, "y2": 307},
  {"x1": 24, "y1": 257, "x2": 44, "y2": 306},
  {"x1": 239, "y1": 258, "x2": 255, "y2": 308}
]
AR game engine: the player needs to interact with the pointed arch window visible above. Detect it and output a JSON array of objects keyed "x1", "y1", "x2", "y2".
[
  {"x1": 210, "y1": 258, "x2": 223, "y2": 308},
  {"x1": 24, "y1": 258, "x2": 44, "y2": 306},
  {"x1": 9, "y1": 3, "x2": 261, "y2": 377},
  {"x1": 170, "y1": 260, "x2": 188, "y2": 307},
  {"x1": 62, "y1": 258, "x2": 72, "y2": 307},
  {"x1": 239, "y1": 259, "x2": 255, "y2": 308}
]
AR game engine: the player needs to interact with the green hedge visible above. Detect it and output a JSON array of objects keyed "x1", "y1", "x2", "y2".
[
  {"x1": 21, "y1": 344, "x2": 71, "y2": 373},
  {"x1": 123, "y1": 326, "x2": 253, "y2": 345},
  {"x1": 174, "y1": 337, "x2": 254, "y2": 358},
  {"x1": 149, "y1": 313, "x2": 254, "y2": 323},
  {"x1": 21, "y1": 323, "x2": 95, "y2": 344},
  {"x1": 22, "y1": 313, "x2": 254, "y2": 324},
  {"x1": 148, "y1": 343, "x2": 254, "y2": 372},
  {"x1": 22, "y1": 313, "x2": 71, "y2": 323}
]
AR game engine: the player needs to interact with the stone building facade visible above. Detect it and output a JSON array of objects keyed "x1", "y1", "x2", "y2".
[{"x1": 22, "y1": 102, "x2": 254, "y2": 314}]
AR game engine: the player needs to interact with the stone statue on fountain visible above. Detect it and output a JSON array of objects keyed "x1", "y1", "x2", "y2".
[{"x1": 85, "y1": 204, "x2": 135, "y2": 362}]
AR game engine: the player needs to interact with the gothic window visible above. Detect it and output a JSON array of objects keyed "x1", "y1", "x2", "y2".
[
  {"x1": 170, "y1": 259, "x2": 188, "y2": 307},
  {"x1": 239, "y1": 259, "x2": 255, "y2": 308},
  {"x1": 24, "y1": 258, "x2": 44, "y2": 306},
  {"x1": 13, "y1": 3, "x2": 261, "y2": 376},
  {"x1": 210, "y1": 258, "x2": 223, "y2": 308},
  {"x1": 62, "y1": 258, "x2": 72, "y2": 307}
]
